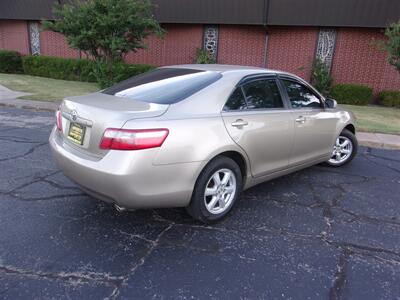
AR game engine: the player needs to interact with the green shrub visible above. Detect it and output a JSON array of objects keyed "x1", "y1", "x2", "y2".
[
  {"x1": 330, "y1": 83, "x2": 373, "y2": 106},
  {"x1": 310, "y1": 58, "x2": 332, "y2": 97},
  {"x1": 0, "y1": 50, "x2": 23, "y2": 73},
  {"x1": 22, "y1": 55, "x2": 96, "y2": 82},
  {"x1": 379, "y1": 90, "x2": 400, "y2": 108},
  {"x1": 194, "y1": 48, "x2": 215, "y2": 64},
  {"x1": 22, "y1": 55, "x2": 153, "y2": 87},
  {"x1": 92, "y1": 61, "x2": 154, "y2": 88}
]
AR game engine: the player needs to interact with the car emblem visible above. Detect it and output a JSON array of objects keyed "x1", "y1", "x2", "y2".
[{"x1": 71, "y1": 110, "x2": 78, "y2": 121}]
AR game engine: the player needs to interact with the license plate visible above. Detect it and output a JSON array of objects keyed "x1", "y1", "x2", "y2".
[{"x1": 68, "y1": 122, "x2": 86, "y2": 145}]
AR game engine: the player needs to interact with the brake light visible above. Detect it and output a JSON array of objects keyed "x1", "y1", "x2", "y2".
[
  {"x1": 100, "y1": 128, "x2": 169, "y2": 150},
  {"x1": 56, "y1": 110, "x2": 63, "y2": 131}
]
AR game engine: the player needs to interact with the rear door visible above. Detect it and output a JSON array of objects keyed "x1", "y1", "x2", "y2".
[
  {"x1": 279, "y1": 76, "x2": 338, "y2": 166},
  {"x1": 221, "y1": 75, "x2": 295, "y2": 177}
]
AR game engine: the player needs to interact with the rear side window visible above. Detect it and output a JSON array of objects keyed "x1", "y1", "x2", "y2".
[
  {"x1": 242, "y1": 79, "x2": 284, "y2": 109},
  {"x1": 102, "y1": 68, "x2": 222, "y2": 104},
  {"x1": 224, "y1": 87, "x2": 247, "y2": 111},
  {"x1": 282, "y1": 80, "x2": 322, "y2": 108}
]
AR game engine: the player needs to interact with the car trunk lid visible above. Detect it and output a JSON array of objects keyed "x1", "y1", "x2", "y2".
[{"x1": 59, "y1": 92, "x2": 168, "y2": 157}]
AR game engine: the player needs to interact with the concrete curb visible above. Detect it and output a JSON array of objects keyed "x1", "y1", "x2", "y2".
[
  {"x1": 357, "y1": 132, "x2": 400, "y2": 150},
  {"x1": 0, "y1": 98, "x2": 60, "y2": 112},
  {"x1": 0, "y1": 97, "x2": 399, "y2": 150}
]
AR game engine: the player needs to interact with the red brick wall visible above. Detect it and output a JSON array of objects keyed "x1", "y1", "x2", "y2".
[
  {"x1": 331, "y1": 28, "x2": 400, "y2": 94},
  {"x1": 0, "y1": 20, "x2": 398, "y2": 94},
  {"x1": 40, "y1": 30, "x2": 80, "y2": 58},
  {"x1": 217, "y1": 25, "x2": 267, "y2": 67},
  {"x1": 124, "y1": 24, "x2": 203, "y2": 66},
  {"x1": 0, "y1": 20, "x2": 30, "y2": 55},
  {"x1": 266, "y1": 27, "x2": 318, "y2": 80}
]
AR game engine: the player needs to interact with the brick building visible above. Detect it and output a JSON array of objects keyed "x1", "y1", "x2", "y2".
[{"x1": 0, "y1": 0, "x2": 399, "y2": 94}]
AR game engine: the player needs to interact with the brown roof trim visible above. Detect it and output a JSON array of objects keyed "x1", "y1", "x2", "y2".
[
  {"x1": 0, "y1": 0, "x2": 399, "y2": 28},
  {"x1": 266, "y1": 0, "x2": 400, "y2": 28}
]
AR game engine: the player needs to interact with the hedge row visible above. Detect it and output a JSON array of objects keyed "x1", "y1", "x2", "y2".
[
  {"x1": 22, "y1": 55, "x2": 154, "y2": 87},
  {"x1": 0, "y1": 50, "x2": 153, "y2": 87},
  {"x1": 379, "y1": 90, "x2": 400, "y2": 108},
  {"x1": 330, "y1": 83, "x2": 373, "y2": 106},
  {"x1": 22, "y1": 55, "x2": 97, "y2": 82},
  {"x1": 0, "y1": 50, "x2": 23, "y2": 73}
]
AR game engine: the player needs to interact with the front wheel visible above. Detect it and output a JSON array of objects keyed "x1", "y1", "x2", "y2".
[
  {"x1": 186, "y1": 156, "x2": 242, "y2": 223},
  {"x1": 326, "y1": 129, "x2": 358, "y2": 167}
]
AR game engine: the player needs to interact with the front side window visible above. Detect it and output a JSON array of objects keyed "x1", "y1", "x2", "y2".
[
  {"x1": 102, "y1": 68, "x2": 222, "y2": 104},
  {"x1": 224, "y1": 87, "x2": 247, "y2": 111},
  {"x1": 282, "y1": 80, "x2": 322, "y2": 108},
  {"x1": 242, "y1": 79, "x2": 284, "y2": 109}
]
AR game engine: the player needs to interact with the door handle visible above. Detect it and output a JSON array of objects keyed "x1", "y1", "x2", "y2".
[
  {"x1": 231, "y1": 119, "x2": 248, "y2": 127},
  {"x1": 295, "y1": 116, "x2": 306, "y2": 124}
]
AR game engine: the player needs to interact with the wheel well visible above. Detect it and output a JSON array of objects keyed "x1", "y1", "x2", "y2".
[
  {"x1": 344, "y1": 124, "x2": 355, "y2": 134},
  {"x1": 216, "y1": 151, "x2": 247, "y2": 179}
]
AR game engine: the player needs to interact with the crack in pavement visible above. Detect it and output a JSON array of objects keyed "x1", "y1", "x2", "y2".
[
  {"x1": 10, "y1": 193, "x2": 86, "y2": 202},
  {"x1": 0, "y1": 170, "x2": 60, "y2": 195},
  {"x1": 0, "y1": 142, "x2": 47, "y2": 162},
  {"x1": 362, "y1": 150, "x2": 400, "y2": 175},
  {"x1": 0, "y1": 136, "x2": 44, "y2": 144},
  {"x1": 335, "y1": 207, "x2": 400, "y2": 227},
  {"x1": 106, "y1": 224, "x2": 174, "y2": 300},
  {"x1": 364, "y1": 147, "x2": 400, "y2": 163},
  {"x1": 0, "y1": 264, "x2": 123, "y2": 288},
  {"x1": 329, "y1": 249, "x2": 350, "y2": 300},
  {"x1": 0, "y1": 169, "x2": 85, "y2": 202}
]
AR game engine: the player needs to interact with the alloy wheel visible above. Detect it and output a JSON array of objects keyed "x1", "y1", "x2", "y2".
[
  {"x1": 328, "y1": 136, "x2": 353, "y2": 165},
  {"x1": 204, "y1": 168, "x2": 236, "y2": 215}
]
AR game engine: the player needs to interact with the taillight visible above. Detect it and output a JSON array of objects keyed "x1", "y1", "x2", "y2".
[
  {"x1": 100, "y1": 128, "x2": 169, "y2": 150},
  {"x1": 56, "y1": 110, "x2": 63, "y2": 131}
]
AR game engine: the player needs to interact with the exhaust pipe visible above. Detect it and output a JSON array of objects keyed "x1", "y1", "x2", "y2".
[{"x1": 114, "y1": 204, "x2": 126, "y2": 213}]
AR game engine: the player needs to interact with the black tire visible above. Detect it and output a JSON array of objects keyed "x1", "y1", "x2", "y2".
[
  {"x1": 325, "y1": 129, "x2": 358, "y2": 167},
  {"x1": 186, "y1": 156, "x2": 243, "y2": 223}
]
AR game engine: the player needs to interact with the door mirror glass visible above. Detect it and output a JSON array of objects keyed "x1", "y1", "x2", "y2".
[{"x1": 325, "y1": 98, "x2": 337, "y2": 108}]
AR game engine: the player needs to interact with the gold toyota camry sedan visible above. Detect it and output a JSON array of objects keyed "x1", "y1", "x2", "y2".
[{"x1": 49, "y1": 64, "x2": 358, "y2": 222}]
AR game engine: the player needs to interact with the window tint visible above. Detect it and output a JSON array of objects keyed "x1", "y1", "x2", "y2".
[
  {"x1": 102, "y1": 68, "x2": 222, "y2": 104},
  {"x1": 282, "y1": 80, "x2": 322, "y2": 108},
  {"x1": 224, "y1": 87, "x2": 247, "y2": 111},
  {"x1": 242, "y1": 79, "x2": 284, "y2": 109}
]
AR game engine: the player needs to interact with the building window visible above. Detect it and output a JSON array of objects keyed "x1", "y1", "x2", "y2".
[
  {"x1": 316, "y1": 28, "x2": 336, "y2": 72},
  {"x1": 28, "y1": 22, "x2": 41, "y2": 55},
  {"x1": 203, "y1": 25, "x2": 219, "y2": 62}
]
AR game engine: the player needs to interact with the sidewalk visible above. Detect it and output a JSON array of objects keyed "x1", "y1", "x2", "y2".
[
  {"x1": 0, "y1": 85, "x2": 399, "y2": 150},
  {"x1": 0, "y1": 84, "x2": 59, "y2": 111}
]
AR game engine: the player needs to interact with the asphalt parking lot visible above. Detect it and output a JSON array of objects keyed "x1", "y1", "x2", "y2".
[{"x1": 0, "y1": 107, "x2": 399, "y2": 300}]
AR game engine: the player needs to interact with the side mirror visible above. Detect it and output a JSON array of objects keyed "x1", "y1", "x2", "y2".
[{"x1": 325, "y1": 98, "x2": 337, "y2": 109}]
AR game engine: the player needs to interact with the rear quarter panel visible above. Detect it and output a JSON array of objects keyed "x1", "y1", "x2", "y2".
[{"x1": 122, "y1": 116, "x2": 249, "y2": 166}]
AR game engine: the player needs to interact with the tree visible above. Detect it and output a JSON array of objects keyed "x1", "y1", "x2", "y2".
[
  {"x1": 380, "y1": 21, "x2": 400, "y2": 73},
  {"x1": 43, "y1": 0, "x2": 162, "y2": 86}
]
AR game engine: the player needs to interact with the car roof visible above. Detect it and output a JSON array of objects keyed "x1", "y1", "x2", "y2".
[{"x1": 162, "y1": 64, "x2": 288, "y2": 75}]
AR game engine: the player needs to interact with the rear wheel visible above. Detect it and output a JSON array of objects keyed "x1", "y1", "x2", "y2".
[
  {"x1": 326, "y1": 129, "x2": 358, "y2": 167},
  {"x1": 186, "y1": 156, "x2": 242, "y2": 223}
]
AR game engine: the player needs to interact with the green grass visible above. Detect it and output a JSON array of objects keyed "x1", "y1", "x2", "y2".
[
  {"x1": 341, "y1": 104, "x2": 400, "y2": 135},
  {"x1": 0, "y1": 73, "x2": 99, "y2": 101}
]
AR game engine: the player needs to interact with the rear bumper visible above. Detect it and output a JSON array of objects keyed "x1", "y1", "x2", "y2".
[{"x1": 49, "y1": 128, "x2": 204, "y2": 209}]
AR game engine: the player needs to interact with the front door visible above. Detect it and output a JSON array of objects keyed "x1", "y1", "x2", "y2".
[
  {"x1": 222, "y1": 77, "x2": 295, "y2": 177},
  {"x1": 279, "y1": 77, "x2": 338, "y2": 166}
]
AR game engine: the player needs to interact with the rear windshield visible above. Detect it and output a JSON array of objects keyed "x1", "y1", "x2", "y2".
[{"x1": 102, "y1": 68, "x2": 222, "y2": 104}]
